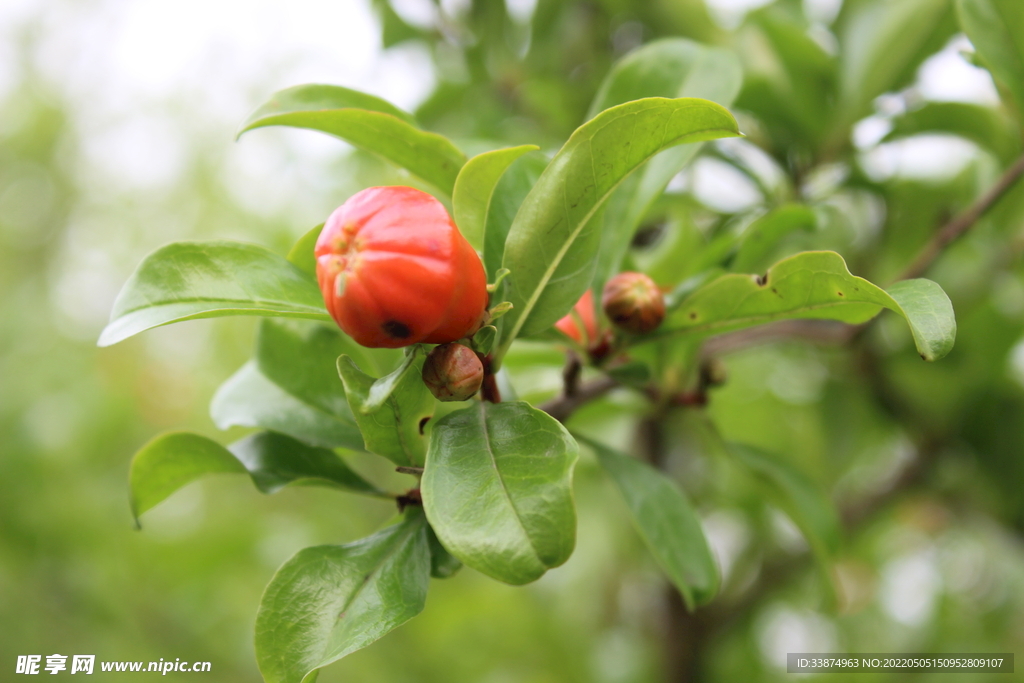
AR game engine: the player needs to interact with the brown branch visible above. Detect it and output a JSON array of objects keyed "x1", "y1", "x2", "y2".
[
  {"x1": 562, "y1": 351, "x2": 583, "y2": 398},
  {"x1": 898, "y1": 152, "x2": 1024, "y2": 281},
  {"x1": 538, "y1": 377, "x2": 618, "y2": 423}
]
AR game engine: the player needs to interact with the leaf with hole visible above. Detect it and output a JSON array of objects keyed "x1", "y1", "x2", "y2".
[
  {"x1": 660, "y1": 251, "x2": 956, "y2": 361},
  {"x1": 730, "y1": 204, "x2": 818, "y2": 274}
]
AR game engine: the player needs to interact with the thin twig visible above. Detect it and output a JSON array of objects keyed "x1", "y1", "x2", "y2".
[
  {"x1": 562, "y1": 351, "x2": 583, "y2": 398},
  {"x1": 898, "y1": 152, "x2": 1024, "y2": 281},
  {"x1": 538, "y1": 377, "x2": 618, "y2": 423}
]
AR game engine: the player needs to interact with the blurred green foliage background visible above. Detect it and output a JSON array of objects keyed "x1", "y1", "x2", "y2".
[{"x1": 3, "y1": 0, "x2": 1024, "y2": 681}]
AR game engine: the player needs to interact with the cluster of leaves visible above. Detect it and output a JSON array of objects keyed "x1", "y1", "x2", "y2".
[{"x1": 96, "y1": 0, "x2": 1024, "y2": 679}]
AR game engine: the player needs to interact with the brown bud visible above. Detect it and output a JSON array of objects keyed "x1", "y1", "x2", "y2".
[
  {"x1": 602, "y1": 272, "x2": 665, "y2": 334},
  {"x1": 422, "y1": 343, "x2": 484, "y2": 402}
]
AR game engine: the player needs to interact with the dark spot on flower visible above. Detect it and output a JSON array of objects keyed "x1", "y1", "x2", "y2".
[{"x1": 383, "y1": 320, "x2": 412, "y2": 339}]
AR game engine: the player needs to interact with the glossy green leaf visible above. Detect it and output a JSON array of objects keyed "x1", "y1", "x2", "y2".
[
  {"x1": 255, "y1": 510, "x2": 430, "y2": 683},
  {"x1": 211, "y1": 362, "x2": 365, "y2": 450},
  {"x1": 497, "y1": 97, "x2": 741, "y2": 360},
  {"x1": 728, "y1": 443, "x2": 842, "y2": 563},
  {"x1": 239, "y1": 84, "x2": 466, "y2": 195},
  {"x1": 229, "y1": 431, "x2": 384, "y2": 496},
  {"x1": 587, "y1": 39, "x2": 744, "y2": 290},
  {"x1": 730, "y1": 204, "x2": 817, "y2": 274},
  {"x1": 129, "y1": 431, "x2": 383, "y2": 522},
  {"x1": 483, "y1": 152, "x2": 548, "y2": 279},
  {"x1": 256, "y1": 318, "x2": 390, "y2": 419},
  {"x1": 957, "y1": 0, "x2": 1024, "y2": 113},
  {"x1": 836, "y1": 0, "x2": 955, "y2": 124},
  {"x1": 422, "y1": 401, "x2": 578, "y2": 585},
  {"x1": 427, "y1": 526, "x2": 462, "y2": 579},
  {"x1": 287, "y1": 223, "x2": 323, "y2": 278},
  {"x1": 884, "y1": 101, "x2": 1021, "y2": 164},
  {"x1": 452, "y1": 145, "x2": 539, "y2": 251},
  {"x1": 129, "y1": 432, "x2": 246, "y2": 521},
  {"x1": 362, "y1": 347, "x2": 422, "y2": 413},
  {"x1": 660, "y1": 251, "x2": 956, "y2": 361},
  {"x1": 336, "y1": 355, "x2": 434, "y2": 467},
  {"x1": 580, "y1": 435, "x2": 718, "y2": 608},
  {"x1": 98, "y1": 241, "x2": 329, "y2": 347}
]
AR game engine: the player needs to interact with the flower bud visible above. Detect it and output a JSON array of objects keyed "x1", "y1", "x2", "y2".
[
  {"x1": 422, "y1": 343, "x2": 484, "y2": 402},
  {"x1": 601, "y1": 272, "x2": 665, "y2": 335}
]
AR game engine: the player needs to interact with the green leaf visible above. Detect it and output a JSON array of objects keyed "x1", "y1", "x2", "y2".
[
  {"x1": 129, "y1": 432, "x2": 246, "y2": 521},
  {"x1": 660, "y1": 251, "x2": 956, "y2": 361},
  {"x1": 238, "y1": 84, "x2": 466, "y2": 195},
  {"x1": 336, "y1": 355, "x2": 434, "y2": 467},
  {"x1": 427, "y1": 526, "x2": 462, "y2": 579},
  {"x1": 287, "y1": 224, "x2": 324, "y2": 278},
  {"x1": 471, "y1": 325, "x2": 497, "y2": 355},
  {"x1": 587, "y1": 39, "x2": 744, "y2": 290},
  {"x1": 422, "y1": 401, "x2": 578, "y2": 585},
  {"x1": 732, "y1": 6, "x2": 840, "y2": 157},
  {"x1": 497, "y1": 97, "x2": 741, "y2": 360},
  {"x1": 483, "y1": 152, "x2": 548, "y2": 279},
  {"x1": 727, "y1": 443, "x2": 842, "y2": 564},
  {"x1": 957, "y1": 0, "x2": 1024, "y2": 114},
  {"x1": 452, "y1": 145, "x2": 539, "y2": 251},
  {"x1": 884, "y1": 101, "x2": 1021, "y2": 164},
  {"x1": 836, "y1": 0, "x2": 955, "y2": 124},
  {"x1": 256, "y1": 318, "x2": 393, "y2": 419},
  {"x1": 730, "y1": 204, "x2": 818, "y2": 274},
  {"x1": 98, "y1": 241, "x2": 329, "y2": 347},
  {"x1": 362, "y1": 347, "x2": 423, "y2": 413},
  {"x1": 229, "y1": 431, "x2": 384, "y2": 496},
  {"x1": 886, "y1": 279, "x2": 958, "y2": 360},
  {"x1": 129, "y1": 431, "x2": 383, "y2": 522},
  {"x1": 241, "y1": 83, "x2": 417, "y2": 126},
  {"x1": 211, "y1": 362, "x2": 365, "y2": 450},
  {"x1": 579, "y1": 435, "x2": 718, "y2": 609},
  {"x1": 588, "y1": 39, "x2": 743, "y2": 120},
  {"x1": 255, "y1": 510, "x2": 430, "y2": 683}
]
